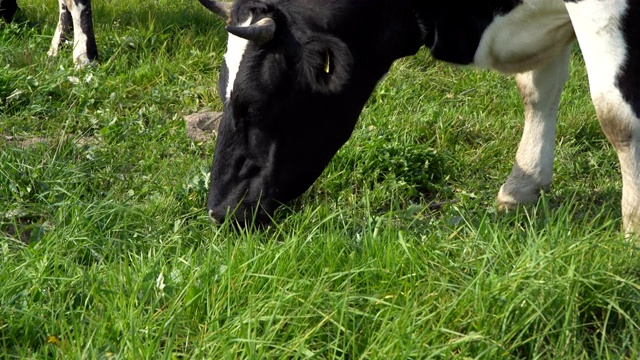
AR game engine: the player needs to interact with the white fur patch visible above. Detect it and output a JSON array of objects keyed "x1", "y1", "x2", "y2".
[
  {"x1": 224, "y1": 17, "x2": 253, "y2": 102},
  {"x1": 473, "y1": 0, "x2": 575, "y2": 73},
  {"x1": 564, "y1": 1, "x2": 628, "y2": 101}
]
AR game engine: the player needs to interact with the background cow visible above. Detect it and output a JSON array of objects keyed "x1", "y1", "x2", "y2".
[
  {"x1": 1, "y1": 0, "x2": 97, "y2": 65},
  {"x1": 200, "y1": 0, "x2": 640, "y2": 236}
]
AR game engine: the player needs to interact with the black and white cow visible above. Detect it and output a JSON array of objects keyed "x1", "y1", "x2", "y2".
[
  {"x1": 1, "y1": 0, "x2": 97, "y2": 65},
  {"x1": 200, "y1": 0, "x2": 640, "y2": 235}
]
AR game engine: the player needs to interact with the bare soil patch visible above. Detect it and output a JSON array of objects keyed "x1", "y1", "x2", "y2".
[{"x1": 184, "y1": 111, "x2": 222, "y2": 142}]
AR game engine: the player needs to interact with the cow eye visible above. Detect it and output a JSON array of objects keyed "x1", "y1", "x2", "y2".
[
  {"x1": 247, "y1": 106, "x2": 260, "y2": 118},
  {"x1": 234, "y1": 103, "x2": 261, "y2": 122}
]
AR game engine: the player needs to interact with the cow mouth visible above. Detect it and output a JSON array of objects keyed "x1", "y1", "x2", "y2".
[
  {"x1": 208, "y1": 202, "x2": 274, "y2": 227},
  {"x1": 207, "y1": 184, "x2": 280, "y2": 227}
]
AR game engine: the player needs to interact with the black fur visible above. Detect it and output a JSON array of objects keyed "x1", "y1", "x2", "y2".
[
  {"x1": 75, "y1": 0, "x2": 97, "y2": 61},
  {"x1": 0, "y1": 0, "x2": 18, "y2": 23},
  {"x1": 617, "y1": 2, "x2": 640, "y2": 118},
  {"x1": 58, "y1": 1, "x2": 73, "y2": 44},
  {"x1": 415, "y1": 1, "x2": 522, "y2": 64},
  {"x1": 208, "y1": 0, "x2": 426, "y2": 225}
]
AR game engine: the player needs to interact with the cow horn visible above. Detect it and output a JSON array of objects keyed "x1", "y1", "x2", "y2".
[
  {"x1": 198, "y1": 0, "x2": 232, "y2": 19},
  {"x1": 226, "y1": 17, "x2": 276, "y2": 45}
]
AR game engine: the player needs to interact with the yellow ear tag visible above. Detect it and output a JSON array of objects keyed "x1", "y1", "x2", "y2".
[{"x1": 324, "y1": 51, "x2": 331, "y2": 74}]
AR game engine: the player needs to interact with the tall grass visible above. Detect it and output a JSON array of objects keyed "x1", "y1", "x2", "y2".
[{"x1": 1, "y1": 0, "x2": 639, "y2": 358}]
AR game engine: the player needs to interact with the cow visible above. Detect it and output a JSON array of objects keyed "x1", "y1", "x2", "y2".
[
  {"x1": 1, "y1": 0, "x2": 97, "y2": 65},
  {"x1": 199, "y1": 0, "x2": 640, "y2": 235}
]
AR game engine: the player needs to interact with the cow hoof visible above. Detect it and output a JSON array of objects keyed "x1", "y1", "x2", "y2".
[
  {"x1": 496, "y1": 180, "x2": 547, "y2": 211},
  {"x1": 74, "y1": 57, "x2": 98, "y2": 69},
  {"x1": 497, "y1": 201, "x2": 518, "y2": 212},
  {"x1": 496, "y1": 194, "x2": 538, "y2": 214}
]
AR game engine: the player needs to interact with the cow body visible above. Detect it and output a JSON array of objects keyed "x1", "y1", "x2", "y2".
[
  {"x1": 201, "y1": 0, "x2": 640, "y2": 235},
  {"x1": 1, "y1": 0, "x2": 97, "y2": 65}
]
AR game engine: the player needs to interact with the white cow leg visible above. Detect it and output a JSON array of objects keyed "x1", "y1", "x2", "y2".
[
  {"x1": 566, "y1": 1, "x2": 640, "y2": 236},
  {"x1": 497, "y1": 45, "x2": 571, "y2": 209},
  {"x1": 66, "y1": 0, "x2": 97, "y2": 66},
  {"x1": 48, "y1": 0, "x2": 73, "y2": 57}
]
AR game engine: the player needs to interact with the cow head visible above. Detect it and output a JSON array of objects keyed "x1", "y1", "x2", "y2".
[{"x1": 201, "y1": 0, "x2": 424, "y2": 225}]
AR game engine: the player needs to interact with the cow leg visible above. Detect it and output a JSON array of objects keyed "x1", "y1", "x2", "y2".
[
  {"x1": 60, "y1": 0, "x2": 97, "y2": 66},
  {"x1": 565, "y1": 1, "x2": 640, "y2": 236},
  {"x1": 0, "y1": 0, "x2": 19, "y2": 23},
  {"x1": 48, "y1": 0, "x2": 73, "y2": 58},
  {"x1": 497, "y1": 45, "x2": 571, "y2": 210}
]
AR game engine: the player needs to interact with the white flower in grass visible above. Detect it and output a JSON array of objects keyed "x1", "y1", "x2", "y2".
[{"x1": 156, "y1": 272, "x2": 166, "y2": 294}]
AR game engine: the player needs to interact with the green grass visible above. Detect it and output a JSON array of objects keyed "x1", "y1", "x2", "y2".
[{"x1": 1, "y1": 0, "x2": 639, "y2": 358}]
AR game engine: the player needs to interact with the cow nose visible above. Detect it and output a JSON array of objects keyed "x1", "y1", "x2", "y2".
[
  {"x1": 208, "y1": 208, "x2": 225, "y2": 224},
  {"x1": 208, "y1": 205, "x2": 254, "y2": 227},
  {"x1": 208, "y1": 204, "x2": 273, "y2": 228}
]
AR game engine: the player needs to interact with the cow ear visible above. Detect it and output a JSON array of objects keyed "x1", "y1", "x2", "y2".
[{"x1": 299, "y1": 35, "x2": 353, "y2": 94}]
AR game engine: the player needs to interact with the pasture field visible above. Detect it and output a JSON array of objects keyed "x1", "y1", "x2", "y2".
[{"x1": 2, "y1": 0, "x2": 640, "y2": 358}]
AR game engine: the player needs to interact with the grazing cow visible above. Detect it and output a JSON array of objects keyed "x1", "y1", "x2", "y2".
[
  {"x1": 200, "y1": 0, "x2": 640, "y2": 235},
  {"x1": 1, "y1": 0, "x2": 97, "y2": 65}
]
